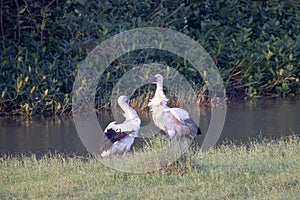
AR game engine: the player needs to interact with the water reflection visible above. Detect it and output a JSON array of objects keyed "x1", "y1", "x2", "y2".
[
  {"x1": 219, "y1": 97, "x2": 300, "y2": 143},
  {"x1": 0, "y1": 98, "x2": 299, "y2": 156},
  {"x1": 0, "y1": 117, "x2": 86, "y2": 156}
]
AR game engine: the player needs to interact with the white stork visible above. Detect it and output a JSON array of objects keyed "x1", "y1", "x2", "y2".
[
  {"x1": 148, "y1": 74, "x2": 201, "y2": 140},
  {"x1": 100, "y1": 95, "x2": 141, "y2": 157}
]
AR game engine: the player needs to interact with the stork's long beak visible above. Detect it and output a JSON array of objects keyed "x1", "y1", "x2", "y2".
[
  {"x1": 128, "y1": 94, "x2": 138, "y2": 100},
  {"x1": 147, "y1": 77, "x2": 157, "y2": 83}
]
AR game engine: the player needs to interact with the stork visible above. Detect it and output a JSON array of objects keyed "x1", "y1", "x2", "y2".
[
  {"x1": 100, "y1": 95, "x2": 141, "y2": 157},
  {"x1": 147, "y1": 74, "x2": 201, "y2": 140}
]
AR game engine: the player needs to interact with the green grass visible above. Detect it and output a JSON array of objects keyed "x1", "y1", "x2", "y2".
[{"x1": 1, "y1": 135, "x2": 300, "y2": 199}]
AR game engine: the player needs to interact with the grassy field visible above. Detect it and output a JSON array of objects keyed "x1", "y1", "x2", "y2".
[{"x1": 1, "y1": 135, "x2": 299, "y2": 199}]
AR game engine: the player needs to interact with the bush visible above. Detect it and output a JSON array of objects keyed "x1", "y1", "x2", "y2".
[{"x1": 0, "y1": 0, "x2": 299, "y2": 115}]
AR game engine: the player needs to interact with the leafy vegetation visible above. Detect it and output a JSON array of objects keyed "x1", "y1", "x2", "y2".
[
  {"x1": 0, "y1": 135, "x2": 299, "y2": 199},
  {"x1": 1, "y1": 0, "x2": 299, "y2": 115}
]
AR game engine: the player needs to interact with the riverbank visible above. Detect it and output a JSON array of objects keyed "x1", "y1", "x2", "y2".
[{"x1": 1, "y1": 135, "x2": 299, "y2": 199}]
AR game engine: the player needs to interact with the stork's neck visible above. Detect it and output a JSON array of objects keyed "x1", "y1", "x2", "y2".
[
  {"x1": 156, "y1": 82, "x2": 163, "y2": 92},
  {"x1": 119, "y1": 103, "x2": 138, "y2": 120},
  {"x1": 148, "y1": 82, "x2": 169, "y2": 109},
  {"x1": 154, "y1": 82, "x2": 166, "y2": 98}
]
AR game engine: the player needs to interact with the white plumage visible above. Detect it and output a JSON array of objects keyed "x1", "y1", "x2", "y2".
[
  {"x1": 148, "y1": 74, "x2": 201, "y2": 139},
  {"x1": 101, "y1": 95, "x2": 141, "y2": 157}
]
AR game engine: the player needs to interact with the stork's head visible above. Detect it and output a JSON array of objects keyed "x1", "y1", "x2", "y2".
[
  {"x1": 148, "y1": 74, "x2": 163, "y2": 84},
  {"x1": 117, "y1": 95, "x2": 138, "y2": 105}
]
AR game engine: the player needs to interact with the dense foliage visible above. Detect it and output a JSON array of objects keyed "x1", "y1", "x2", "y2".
[{"x1": 1, "y1": 0, "x2": 299, "y2": 115}]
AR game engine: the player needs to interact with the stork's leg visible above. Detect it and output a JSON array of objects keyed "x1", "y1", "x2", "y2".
[
  {"x1": 167, "y1": 130, "x2": 176, "y2": 139},
  {"x1": 121, "y1": 147, "x2": 127, "y2": 159}
]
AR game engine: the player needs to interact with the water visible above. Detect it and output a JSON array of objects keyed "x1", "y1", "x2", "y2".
[
  {"x1": 0, "y1": 118, "x2": 86, "y2": 156},
  {"x1": 219, "y1": 97, "x2": 300, "y2": 142},
  {"x1": 0, "y1": 98, "x2": 299, "y2": 156}
]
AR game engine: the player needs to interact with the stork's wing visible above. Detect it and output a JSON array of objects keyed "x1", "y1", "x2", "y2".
[
  {"x1": 102, "y1": 121, "x2": 117, "y2": 150},
  {"x1": 104, "y1": 120, "x2": 140, "y2": 133},
  {"x1": 169, "y1": 108, "x2": 201, "y2": 135},
  {"x1": 104, "y1": 121, "x2": 117, "y2": 132},
  {"x1": 105, "y1": 128, "x2": 129, "y2": 143},
  {"x1": 169, "y1": 108, "x2": 190, "y2": 122},
  {"x1": 116, "y1": 121, "x2": 139, "y2": 133}
]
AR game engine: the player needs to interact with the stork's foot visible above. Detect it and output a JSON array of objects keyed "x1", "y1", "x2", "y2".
[{"x1": 101, "y1": 150, "x2": 111, "y2": 157}]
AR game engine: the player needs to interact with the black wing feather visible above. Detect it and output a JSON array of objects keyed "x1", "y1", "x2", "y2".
[
  {"x1": 184, "y1": 118, "x2": 202, "y2": 135},
  {"x1": 105, "y1": 128, "x2": 128, "y2": 143}
]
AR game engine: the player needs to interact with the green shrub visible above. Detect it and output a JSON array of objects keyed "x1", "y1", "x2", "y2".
[{"x1": 0, "y1": 0, "x2": 299, "y2": 115}]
